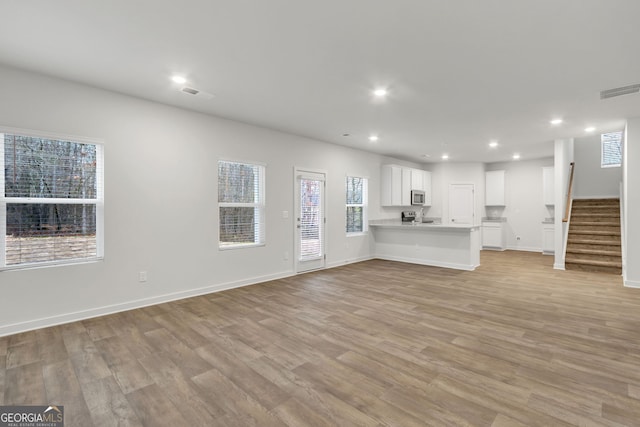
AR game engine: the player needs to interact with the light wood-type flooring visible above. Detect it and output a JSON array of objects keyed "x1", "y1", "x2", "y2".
[{"x1": 2, "y1": 251, "x2": 640, "y2": 426}]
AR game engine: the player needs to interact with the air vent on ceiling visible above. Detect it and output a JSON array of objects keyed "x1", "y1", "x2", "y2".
[
  {"x1": 180, "y1": 86, "x2": 214, "y2": 100},
  {"x1": 600, "y1": 83, "x2": 640, "y2": 99},
  {"x1": 182, "y1": 87, "x2": 199, "y2": 95}
]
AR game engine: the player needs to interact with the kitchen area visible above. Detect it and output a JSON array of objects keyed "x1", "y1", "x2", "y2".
[{"x1": 369, "y1": 159, "x2": 555, "y2": 270}]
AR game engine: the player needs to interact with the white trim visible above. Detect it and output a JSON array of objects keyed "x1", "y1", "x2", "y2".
[
  {"x1": 553, "y1": 263, "x2": 566, "y2": 270},
  {"x1": 1, "y1": 257, "x2": 103, "y2": 272},
  {"x1": 218, "y1": 242, "x2": 266, "y2": 251},
  {"x1": 346, "y1": 231, "x2": 368, "y2": 238},
  {"x1": 217, "y1": 160, "x2": 266, "y2": 248},
  {"x1": 0, "y1": 269, "x2": 296, "y2": 338},
  {"x1": 326, "y1": 255, "x2": 373, "y2": 268},
  {"x1": 346, "y1": 175, "x2": 368, "y2": 234},
  {"x1": 373, "y1": 254, "x2": 478, "y2": 271},
  {"x1": 218, "y1": 157, "x2": 267, "y2": 168},
  {"x1": 297, "y1": 174, "x2": 326, "y2": 182},
  {"x1": 505, "y1": 245, "x2": 542, "y2": 252},
  {"x1": 2, "y1": 197, "x2": 98, "y2": 204},
  {"x1": 0, "y1": 130, "x2": 104, "y2": 269},
  {"x1": 0, "y1": 126, "x2": 104, "y2": 146},
  {"x1": 624, "y1": 279, "x2": 640, "y2": 288},
  {"x1": 294, "y1": 166, "x2": 328, "y2": 273}
]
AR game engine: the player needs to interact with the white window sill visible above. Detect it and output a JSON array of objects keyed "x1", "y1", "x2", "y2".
[
  {"x1": 1, "y1": 257, "x2": 104, "y2": 272},
  {"x1": 219, "y1": 242, "x2": 266, "y2": 251}
]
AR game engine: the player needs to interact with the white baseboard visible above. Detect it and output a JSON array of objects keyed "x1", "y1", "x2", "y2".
[
  {"x1": 624, "y1": 279, "x2": 640, "y2": 288},
  {"x1": 326, "y1": 255, "x2": 373, "y2": 269},
  {"x1": 554, "y1": 262, "x2": 565, "y2": 270},
  {"x1": 506, "y1": 245, "x2": 541, "y2": 252},
  {"x1": 373, "y1": 254, "x2": 477, "y2": 271},
  {"x1": 0, "y1": 270, "x2": 296, "y2": 338}
]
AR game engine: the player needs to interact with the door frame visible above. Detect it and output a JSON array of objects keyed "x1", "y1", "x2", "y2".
[
  {"x1": 448, "y1": 183, "x2": 476, "y2": 224},
  {"x1": 294, "y1": 167, "x2": 327, "y2": 273}
]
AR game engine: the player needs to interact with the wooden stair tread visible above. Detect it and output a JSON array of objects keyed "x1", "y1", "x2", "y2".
[
  {"x1": 572, "y1": 202, "x2": 619, "y2": 205},
  {"x1": 571, "y1": 212, "x2": 620, "y2": 217},
  {"x1": 567, "y1": 239, "x2": 620, "y2": 248},
  {"x1": 567, "y1": 198, "x2": 622, "y2": 273},
  {"x1": 570, "y1": 221, "x2": 620, "y2": 226},
  {"x1": 572, "y1": 198, "x2": 619, "y2": 203},
  {"x1": 569, "y1": 229, "x2": 621, "y2": 236},
  {"x1": 566, "y1": 248, "x2": 621, "y2": 256},
  {"x1": 565, "y1": 263, "x2": 622, "y2": 274},
  {"x1": 565, "y1": 258, "x2": 622, "y2": 268}
]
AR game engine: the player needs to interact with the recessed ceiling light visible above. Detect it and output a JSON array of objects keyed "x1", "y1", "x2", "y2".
[
  {"x1": 585, "y1": 126, "x2": 596, "y2": 132},
  {"x1": 342, "y1": 133, "x2": 350, "y2": 137},
  {"x1": 513, "y1": 154, "x2": 521, "y2": 160},
  {"x1": 441, "y1": 154, "x2": 449, "y2": 160},
  {"x1": 421, "y1": 154, "x2": 431, "y2": 158},
  {"x1": 550, "y1": 118, "x2": 563, "y2": 125},
  {"x1": 171, "y1": 75, "x2": 187, "y2": 84},
  {"x1": 489, "y1": 141, "x2": 499, "y2": 148},
  {"x1": 368, "y1": 135, "x2": 379, "y2": 142},
  {"x1": 373, "y1": 88, "x2": 388, "y2": 97}
]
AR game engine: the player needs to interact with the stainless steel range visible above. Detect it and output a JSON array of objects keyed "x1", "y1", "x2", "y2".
[{"x1": 401, "y1": 211, "x2": 417, "y2": 222}]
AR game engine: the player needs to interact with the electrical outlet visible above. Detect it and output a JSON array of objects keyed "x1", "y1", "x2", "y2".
[
  {"x1": 282, "y1": 210, "x2": 289, "y2": 219},
  {"x1": 139, "y1": 271, "x2": 148, "y2": 282}
]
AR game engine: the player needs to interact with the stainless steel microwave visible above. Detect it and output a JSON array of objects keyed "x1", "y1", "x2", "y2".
[{"x1": 411, "y1": 190, "x2": 425, "y2": 205}]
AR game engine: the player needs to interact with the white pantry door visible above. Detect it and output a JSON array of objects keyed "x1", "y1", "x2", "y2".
[
  {"x1": 295, "y1": 169, "x2": 326, "y2": 272},
  {"x1": 449, "y1": 184, "x2": 475, "y2": 224}
]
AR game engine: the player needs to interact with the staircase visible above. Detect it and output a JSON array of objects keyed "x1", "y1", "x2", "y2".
[{"x1": 565, "y1": 198, "x2": 622, "y2": 274}]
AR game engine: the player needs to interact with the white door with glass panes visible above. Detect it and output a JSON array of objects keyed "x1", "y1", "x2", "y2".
[{"x1": 295, "y1": 169, "x2": 326, "y2": 272}]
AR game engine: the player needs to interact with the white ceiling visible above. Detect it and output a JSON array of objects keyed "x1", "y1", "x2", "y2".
[{"x1": 1, "y1": 0, "x2": 639, "y2": 163}]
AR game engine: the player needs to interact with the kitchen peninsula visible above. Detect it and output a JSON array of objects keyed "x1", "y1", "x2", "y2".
[{"x1": 369, "y1": 220, "x2": 481, "y2": 271}]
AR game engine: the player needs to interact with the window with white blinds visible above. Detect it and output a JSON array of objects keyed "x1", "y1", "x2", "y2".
[
  {"x1": 0, "y1": 130, "x2": 104, "y2": 269},
  {"x1": 346, "y1": 176, "x2": 367, "y2": 234},
  {"x1": 218, "y1": 160, "x2": 265, "y2": 249},
  {"x1": 601, "y1": 131, "x2": 623, "y2": 168}
]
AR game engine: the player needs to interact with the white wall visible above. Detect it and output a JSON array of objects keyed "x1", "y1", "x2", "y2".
[
  {"x1": 0, "y1": 64, "x2": 419, "y2": 335},
  {"x1": 554, "y1": 138, "x2": 574, "y2": 269},
  {"x1": 428, "y1": 162, "x2": 485, "y2": 225},
  {"x1": 573, "y1": 134, "x2": 622, "y2": 199},
  {"x1": 486, "y1": 158, "x2": 553, "y2": 251},
  {"x1": 623, "y1": 118, "x2": 640, "y2": 287}
]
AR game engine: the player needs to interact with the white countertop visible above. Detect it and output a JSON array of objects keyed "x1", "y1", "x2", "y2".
[{"x1": 369, "y1": 219, "x2": 479, "y2": 231}]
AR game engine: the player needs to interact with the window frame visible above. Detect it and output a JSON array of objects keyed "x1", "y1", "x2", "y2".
[
  {"x1": 217, "y1": 159, "x2": 266, "y2": 250},
  {"x1": 601, "y1": 131, "x2": 623, "y2": 168},
  {"x1": 0, "y1": 126, "x2": 104, "y2": 271},
  {"x1": 345, "y1": 175, "x2": 368, "y2": 236}
]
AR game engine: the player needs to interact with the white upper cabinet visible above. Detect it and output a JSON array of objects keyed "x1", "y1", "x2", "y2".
[
  {"x1": 485, "y1": 170, "x2": 505, "y2": 206},
  {"x1": 401, "y1": 168, "x2": 412, "y2": 206},
  {"x1": 423, "y1": 171, "x2": 432, "y2": 206},
  {"x1": 542, "y1": 166, "x2": 554, "y2": 205},
  {"x1": 381, "y1": 164, "x2": 403, "y2": 206},
  {"x1": 381, "y1": 165, "x2": 432, "y2": 206},
  {"x1": 411, "y1": 169, "x2": 425, "y2": 191}
]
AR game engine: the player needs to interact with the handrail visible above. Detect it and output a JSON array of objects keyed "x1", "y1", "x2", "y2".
[
  {"x1": 562, "y1": 162, "x2": 575, "y2": 222},
  {"x1": 620, "y1": 181, "x2": 625, "y2": 278}
]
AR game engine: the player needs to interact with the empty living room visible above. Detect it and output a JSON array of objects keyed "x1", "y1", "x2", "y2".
[{"x1": 1, "y1": 1, "x2": 640, "y2": 426}]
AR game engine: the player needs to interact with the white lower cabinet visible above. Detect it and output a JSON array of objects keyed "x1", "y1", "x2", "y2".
[
  {"x1": 542, "y1": 223, "x2": 554, "y2": 254},
  {"x1": 482, "y1": 222, "x2": 506, "y2": 250}
]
